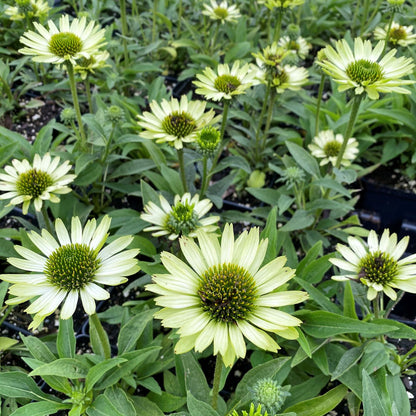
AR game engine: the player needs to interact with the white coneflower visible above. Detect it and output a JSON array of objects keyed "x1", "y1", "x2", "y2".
[
  {"x1": 2, "y1": 216, "x2": 140, "y2": 329},
  {"x1": 146, "y1": 224, "x2": 308, "y2": 367},
  {"x1": 194, "y1": 61, "x2": 259, "y2": 101},
  {"x1": 331, "y1": 229, "x2": 416, "y2": 300},
  {"x1": 374, "y1": 22, "x2": 416, "y2": 47},
  {"x1": 202, "y1": 0, "x2": 241, "y2": 24},
  {"x1": 19, "y1": 14, "x2": 106, "y2": 65},
  {"x1": 308, "y1": 130, "x2": 359, "y2": 167},
  {"x1": 0, "y1": 153, "x2": 76, "y2": 215},
  {"x1": 141, "y1": 193, "x2": 219, "y2": 240},
  {"x1": 137, "y1": 95, "x2": 217, "y2": 149},
  {"x1": 317, "y1": 37, "x2": 415, "y2": 100}
]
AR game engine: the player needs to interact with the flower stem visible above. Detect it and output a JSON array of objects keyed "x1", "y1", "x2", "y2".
[
  {"x1": 273, "y1": 7, "x2": 284, "y2": 43},
  {"x1": 177, "y1": 0, "x2": 183, "y2": 37},
  {"x1": 40, "y1": 204, "x2": 53, "y2": 235},
  {"x1": 382, "y1": 12, "x2": 395, "y2": 54},
  {"x1": 84, "y1": 77, "x2": 94, "y2": 114},
  {"x1": 152, "y1": 0, "x2": 159, "y2": 43},
  {"x1": 334, "y1": 95, "x2": 363, "y2": 169},
  {"x1": 66, "y1": 62, "x2": 87, "y2": 151},
  {"x1": 255, "y1": 80, "x2": 271, "y2": 163},
  {"x1": 177, "y1": 148, "x2": 188, "y2": 193},
  {"x1": 199, "y1": 155, "x2": 209, "y2": 198},
  {"x1": 314, "y1": 73, "x2": 326, "y2": 138},
  {"x1": 359, "y1": 0, "x2": 371, "y2": 35},
  {"x1": 259, "y1": 88, "x2": 277, "y2": 160},
  {"x1": 211, "y1": 354, "x2": 223, "y2": 411},
  {"x1": 209, "y1": 100, "x2": 230, "y2": 174},
  {"x1": 120, "y1": 0, "x2": 129, "y2": 63}
]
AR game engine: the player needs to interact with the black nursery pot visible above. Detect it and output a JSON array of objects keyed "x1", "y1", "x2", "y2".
[
  {"x1": 356, "y1": 177, "x2": 416, "y2": 251},
  {"x1": 357, "y1": 177, "x2": 416, "y2": 322}
]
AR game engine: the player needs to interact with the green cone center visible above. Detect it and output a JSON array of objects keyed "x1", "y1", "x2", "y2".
[
  {"x1": 45, "y1": 243, "x2": 100, "y2": 291},
  {"x1": 346, "y1": 59, "x2": 383, "y2": 85},
  {"x1": 198, "y1": 263, "x2": 257, "y2": 323},
  {"x1": 162, "y1": 111, "x2": 196, "y2": 138},
  {"x1": 323, "y1": 140, "x2": 342, "y2": 157},
  {"x1": 213, "y1": 7, "x2": 228, "y2": 19},
  {"x1": 390, "y1": 27, "x2": 407, "y2": 43},
  {"x1": 16, "y1": 169, "x2": 53, "y2": 198},
  {"x1": 49, "y1": 32, "x2": 82, "y2": 58},
  {"x1": 214, "y1": 74, "x2": 241, "y2": 94},
  {"x1": 165, "y1": 201, "x2": 199, "y2": 236},
  {"x1": 358, "y1": 250, "x2": 398, "y2": 285}
]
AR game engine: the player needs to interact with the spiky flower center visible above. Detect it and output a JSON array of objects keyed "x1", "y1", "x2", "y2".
[
  {"x1": 390, "y1": 26, "x2": 407, "y2": 43},
  {"x1": 358, "y1": 250, "x2": 398, "y2": 285},
  {"x1": 198, "y1": 263, "x2": 257, "y2": 323},
  {"x1": 214, "y1": 6, "x2": 229, "y2": 19},
  {"x1": 16, "y1": 169, "x2": 53, "y2": 198},
  {"x1": 49, "y1": 32, "x2": 83, "y2": 58},
  {"x1": 214, "y1": 74, "x2": 241, "y2": 94},
  {"x1": 45, "y1": 243, "x2": 100, "y2": 291},
  {"x1": 165, "y1": 201, "x2": 199, "y2": 236},
  {"x1": 288, "y1": 40, "x2": 300, "y2": 51},
  {"x1": 196, "y1": 126, "x2": 221, "y2": 154},
  {"x1": 346, "y1": 59, "x2": 383, "y2": 85},
  {"x1": 17, "y1": 0, "x2": 32, "y2": 13},
  {"x1": 323, "y1": 140, "x2": 342, "y2": 157},
  {"x1": 162, "y1": 111, "x2": 196, "y2": 138},
  {"x1": 253, "y1": 378, "x2": 290, "y2": 414},
  {"x1": 273, "y1": 68, "x2": 289, "y2": 86}
]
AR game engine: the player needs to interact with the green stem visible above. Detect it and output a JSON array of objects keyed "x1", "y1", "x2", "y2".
[
  {"x1": 367, "y1": 0, "x2": 383, "y2": 26},
  {"x1": 352, "y1": 0, "x2": 361, "y2": 36},
  {"x1": 84, "y1": 77, "x2": 93, "y2": 114},
  {"x1": 385, "y1": 290, "x2": 404, "y2": 318},
  {"x1": 120, "y1": 0, "x2": 129, "y2": 63},
  {"x1": 314, "y1": 73, "x2": 326, "y2": 138},
  {"x1": 40, "y1": 204, "x2": 53, "y2": 235},
  {"x1": 0, "y1": 305, "x2": 13, "y2": 326},
  {"x1": 258, "y1": 89, "x2": 277, "y2": 160},
  {"x1": 334, "y1": 95, "x2": 363, "y2": 169},
  {"x1": 66, "y1": 62, "x2": 87, "y2": 151},
  {"x1": 359, "y1": 0, "x2": 371, "y2": 35},
  {"x1": 199, "y1": 155, "x2": 209, "y2": 198},
  {"x1": 211, "y1": 100, "x2": 230, "y2": 168},
  {"x1": 382, "y1": 12, "x2": 395, "y2": 54},
  {"x1": 177, "y1": 0, "x2": 183, "y2": 37},
  {"x1": 152, "y1": 0, "x2": 159, "y2": 43},
  {"x1": 255, "y1": 80, "x2": 272, "y2": 163},
  {"x1": 273, "y1": 7, "x2": 284, "y2": 43},
  {"x1": 372, "y1": 295, "x2": 380, "y2": 320},
  {"x1": 211, "y1": 354, "x2": 223, "y2": 410},
  {"x1": 177, "y1": 147, "x2": 188, "y2": 193}
]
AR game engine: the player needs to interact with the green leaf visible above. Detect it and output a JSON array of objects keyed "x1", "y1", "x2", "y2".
[
  {"x1": 246, "y1": 187, "x2": 281, "y2": 205},
  {"x1": 284, "y1": 375, "x2": 330, "y2": 408},
  {"x1": 284, "y1": 385, "x2": 348, "y2": 416},
  {"x1": 140, "y1": 180, "x2": 161, "y2": 207},
  {"x1": 343, "y1": 281, "x2": 358, "y2": 319},
  {"x1": 0, "y1": 372, "x2": 56, "y2": 401},
  {"x1": 29, "y1": 358, "x2": 89, "y2": 379},
  {"x1": 280, "y1": 210, "x2": 314, "y2": 232},
  {"x1": 362, "y1": 369, "x2": 392, "y2": 416},
  {"x1": 9, "y1": 401, "x2": 70, "y2": 416},
  {"x1": 260, "y1": 206, "x2": 277, "y2": 264},
  {"x1": 96, "y1": 347, "x2": 161, "y2": 390},
  {"x1": 371, "y1": 318, "x2": 416, "y2": 339},
  {"x1": 295, "y1": 328, "x2": 312, "y2": 358},
  {"x1": 87, "y1": 394, "x2": 126, "y2": 416},
  {"x1": 187, "y1": 391, "x2": 220, "y2": 416},
  {"x1": 57, "y1": 317, "x2": 75, "y2": 359},
  {"x1": 85, "y1": 358, "x2": 127, "y2": 392},
  {"x1": 286, "y1": 141, "x2": 320, "y2": 178},
  {"x1": 295, "y1": 278, "x2": 342, "y2": 314},
  {"x1": 387, "y1": 373, "x2": 410, "y2": 416},
  {"x1": 297, "y1": 311, "x2": 397, "y2": 338},
  {"x1": 130, "y1": 396, "x2": 165, "y2": 416},
  {"x1": 109, "y1": 159, "x2": 156, "y2": 179},
  {"x1": 104, "y1": 386, "x2": 136, "y2": 416},
  {"x1": 21, "y1": 335, "x2": 56, "y2": 362},
  {"x1": 180, "y1": 352, "x2": 211, "y2": 404},
  {"x1": 296, "y1": 241, "x2": 322, "y2": 276},
  {"x1": 0, "y1": 337, "x2": 18, "y2": 351},
  {"x1": 331, "y1": 346, "x2": 364, "y2": 381},
  {"x1": 89, "y1": 313, "x2": 111, "y2": 359},
  {"x1": 312, "y1": 177, "x2": 351, "y2": 197},
  {"x1": 147, "y1": 391, "x2": 187, "y2": 413},
  {"x1": 118, "y1": 309, "x2": 156, "y2": 354},
  {"x1": 360, "y1": 342, "x2": 389, "y2": 375}
]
